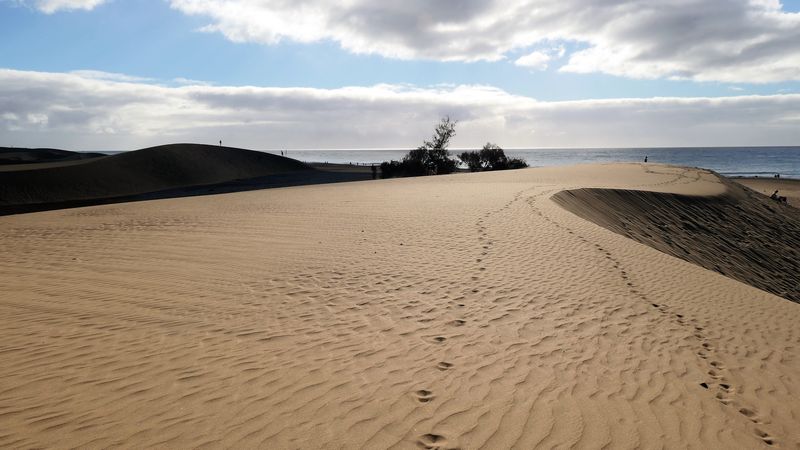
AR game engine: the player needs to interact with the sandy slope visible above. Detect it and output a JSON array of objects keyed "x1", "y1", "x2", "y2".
[
  {"x1": 553, "y1": 176, "x2": 800, "y2": 302},
  {"x1": 0, "y1": 144, "x2": 309, "y2": 206},
  {"x1": 1, "y1": 163, "x2": 798, "y2": 449},
  {"x1": 0, "y1": 147, "x2": 105, "y2": 166},
  {"x1": 735, "y1": 178, "x2": 800, "y2": 207}
]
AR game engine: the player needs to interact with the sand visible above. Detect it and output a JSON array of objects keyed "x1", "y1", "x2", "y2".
[
  {"x1": 553, "y1": 174, "x2": 800, "y2": 302},
  {"x1": 0, "y1": 145, "x2": 374, "y2": 216},
  {"x1": 1, "y1": 163, "x2": 799, "y2": 449},
  {"x1": 0, "y1": 144, "x2": 310, "y2": 208},
  {"x1": 0, "y1": 147, "x2": 105, "y2": 166},
  {"x1": 735, "y1": 177, "x2": 800, "y2": 207}
]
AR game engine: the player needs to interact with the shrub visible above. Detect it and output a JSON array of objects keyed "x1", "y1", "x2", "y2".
[
  {"x1": 459, "y1": 143, "x2": 528, "y2": 171},
  {"x1": 380, "y1": 117, "x2": 459, "y2": 178}
]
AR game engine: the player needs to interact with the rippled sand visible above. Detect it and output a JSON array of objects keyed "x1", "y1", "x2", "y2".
[{"x1": 1, "y1": 163, "x2": 798, "y2": 449}]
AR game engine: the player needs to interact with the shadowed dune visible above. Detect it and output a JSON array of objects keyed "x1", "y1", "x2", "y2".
[
  {"x1": 0, "y1": 144, "x2": 375, "y2": 215},
  {"x1": 0, "y1": 147, "x2": 106, "y2": 166},
  {"x1": 553, "y1": 175, "x2": 800, "y2": 303}
]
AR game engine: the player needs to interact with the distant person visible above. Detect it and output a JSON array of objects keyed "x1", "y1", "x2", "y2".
[
  {"x1": 219, "y1": 140, "x2": 222, "y2": 147},
  {"x1": 281, "y1": 150, "x2": 284, "y2": 156},
  {"x1": 771, "y1": 190, "x2": 788, "y2": 203},
  {"x1": 371, "y1": 164, "x2": 377, "y2": 180},
  {"x1": 644, "y1": 155, "x2": 648, "y2": 163}
]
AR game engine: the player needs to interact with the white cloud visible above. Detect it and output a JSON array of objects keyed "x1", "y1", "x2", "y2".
[
  {"x1": 173, "y1": 77, "x2": 212, "y2": 86},
  {"x1": 15, "y1": 0, "x2": 107, "y2": 13},
  {"x1": 1, "y1": 68, "x2": 799, "y2": 150},
  {"x1": 515, "y1": 51, "x2": 551, "y2": 70},
  {"x1": 169, "y1": 0, "x2": 800, "y2": 83},
  {"x1": 69, "y1": 70, "x2": 153, "y2": 83}
]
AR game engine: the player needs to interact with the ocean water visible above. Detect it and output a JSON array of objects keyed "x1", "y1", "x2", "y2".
[{"x1": 270, "y1": 147, "x2": 800, "y2": 179}]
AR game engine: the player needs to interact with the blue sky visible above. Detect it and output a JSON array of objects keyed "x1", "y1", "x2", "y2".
[
  {"x1": 2, "y1": 0, "x2": 799, "y2": 100},
  {"x1": 1, "y1": 0, "x2": 800, "y2": 149}
]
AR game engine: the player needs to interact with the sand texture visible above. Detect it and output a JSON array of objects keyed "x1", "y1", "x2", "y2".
[{"x1": 1, "y1": 163, "x2": 799, "y2": 449}]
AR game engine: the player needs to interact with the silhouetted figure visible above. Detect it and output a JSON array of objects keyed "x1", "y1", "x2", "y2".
[
  {"x1": 219, "y1": 140, "x2": 222, "y2": 147},
  {"x1": 281, "y1": 150, "x2": 284, "y2": 156},
  {"x1": 644, "y1": 155, "x2": 648, "y2": 163},
  {"x1": 371, "y1": 164, "x2": 377, "y2": 180},
  {"x1": 771, "y1": 190, "x2": 788, "y2": 203}
]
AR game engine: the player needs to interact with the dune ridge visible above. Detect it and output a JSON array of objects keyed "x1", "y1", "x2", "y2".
[
  {"x1": 1, "y1": 163, "x2": 799, "y2": 448},
  {"x1": 0, "y1": 143, "x2": 310, "y2": 207},
  {"x1": 0, "y1": 146, "x2": 105, "y2": 165},
  {"x1": 552, "y1": 176, "x2": 800, "y2": 303}
]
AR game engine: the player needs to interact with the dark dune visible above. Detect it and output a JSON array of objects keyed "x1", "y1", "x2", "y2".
[
  {"x1": 0, "y1": 143, "x2": 375, "y2": 215},
  {"x1": 553, "y1": 175, "x2": 800, "y2": 303},
  {"x1": 0, "y1": 147, "x2": 106, "y2": 165}
]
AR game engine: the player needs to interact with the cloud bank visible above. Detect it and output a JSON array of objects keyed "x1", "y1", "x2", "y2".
[
  {"x1": 1, "y1": 69, "x2": 799, "y2": 150},
  {"x1": 169, "y1": 0, "x2": 800, "y2": 83}
]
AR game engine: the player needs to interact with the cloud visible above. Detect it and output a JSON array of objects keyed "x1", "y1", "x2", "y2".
[
  {"x1": 169, "y1": 0, "x2": 800, "y2": 83},
  {"x1": 69, "y1": 70, "x2": 153, "y2": 83},
  {"x1": 13, "y1": 0, "x2": 107, "y2": 13},
  {"x1": 514, "y1": 51, "x2": 551, "y2": 70},
  {"x1": 1, "y1": 68, "x2": 799, "y2": 150}
]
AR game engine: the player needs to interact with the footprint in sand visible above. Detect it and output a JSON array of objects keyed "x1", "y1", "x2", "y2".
[
  {"x1": 432, "y1": 336, "x2": 447, "y2": 343},
  {"x1": 754, "y1": 428, "x2": 775, "y2": 446},
  {"x1": 417, "y1": 433, "x2": 452, "y2": 449},
  {"x1": 413, "y1": 390, "x2": 435, "y2": 403},
  {"x1": 436, "y1": 362, "x2": 453, "y2": 371},
  {"x1": 450, "y1": 319, "x2": 466, "y2": 326},
  {"x1": 715, "y1": 392, "x2": 732, "y2": 405},
  {"x1": 739, "y1": 407, "x2": 759, "y2": 422}
]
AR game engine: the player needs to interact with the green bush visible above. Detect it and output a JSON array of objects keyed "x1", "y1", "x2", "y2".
[
  {"x1": 459, "y1": 143, "x2": 528, "y2": 172},
  {"x1": 380, "y1": 117, "x2": 459, "y2": 178}
]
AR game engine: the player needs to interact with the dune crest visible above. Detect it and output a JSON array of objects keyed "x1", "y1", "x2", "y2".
[{"x1": 0, "y1": 143, "x2": 310, "y2": 207}]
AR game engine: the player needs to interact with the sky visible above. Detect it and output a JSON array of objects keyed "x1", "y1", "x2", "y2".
[{"x1": 1, "y1": 0, "x2": 800, "y2": 150}]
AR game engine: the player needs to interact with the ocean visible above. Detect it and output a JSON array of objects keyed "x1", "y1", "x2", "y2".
[{"x1": 267, "y1": 147, "x2": 800, "y2": 179}]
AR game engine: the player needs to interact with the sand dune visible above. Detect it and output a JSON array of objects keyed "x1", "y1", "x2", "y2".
[
  {"x1": 553, "y1": 175, "x2": 800, "y2": 302},
  {"x1": 1, "y1": 163, "x2": 798, "y2": 449},
  {"x1": 0, "y1": 146, "x2": 105, "y2": 166},
  {"x1": 0, "y1": 143, "x2": 310, "y2": 208},
  {"x1": 735, "y1": 177, "x2": 800, "y2": 207}
]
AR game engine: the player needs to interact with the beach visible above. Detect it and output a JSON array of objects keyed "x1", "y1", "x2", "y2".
[
  {"x1": 1, "y1": 163, "x2": 798, "y2": 449},
  {"x1": 735, "y1": 177, "x2": 800, "y2": 207}
]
